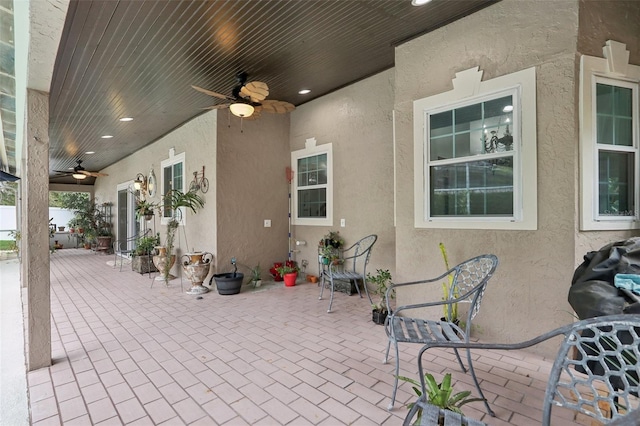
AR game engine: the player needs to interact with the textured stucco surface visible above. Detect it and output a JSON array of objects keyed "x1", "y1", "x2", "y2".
[
  {"x1": 289, "y1": 70, "x2": 396, "y2": 278},
  {"x1": 574, "y1": 0, "x2": 640, "y2": 256},
  {"x1": 577, "y1": 0, "x2": 640, "y2": 64},
  {"x1": 394, "y1": 0, "x2": 581, "y2": 356},
  {"x1": 96, "y1": 109, "x2": 291, "y2": 282},
  {"x1": 95, "y1": 112, "x2": 217, "y2": 279},
  {"x1": 215, "y1": 113, "x2": 291, "y2": 275},
  {"x1": 23, "y1": 89, "x2": 51, "y2": 370}
]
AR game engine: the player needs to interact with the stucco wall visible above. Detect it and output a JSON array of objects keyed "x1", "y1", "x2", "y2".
[
  {"x1": 574, "y1": 0, "x2": 640, "y2": 258},
  {"x1": 95, "y1": 111, "x2": 217, "y2": 277},
  {"x1": 577, "y1": 0, "x2": 640, "y2": 64},
  {"x1": 289, "y1": 70, "x2": 396, "y2": 279},
  {"x1": 215, "y1": 111, "x2": 291, "y2": 277},
  {"x1": 394, "y1": 0, "x2": 580, "y2": 356}
]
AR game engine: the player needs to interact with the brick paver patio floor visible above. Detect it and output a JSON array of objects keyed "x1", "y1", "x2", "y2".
[{"x1": 26, "y1": 249, "x2": 578, "y2": 425}]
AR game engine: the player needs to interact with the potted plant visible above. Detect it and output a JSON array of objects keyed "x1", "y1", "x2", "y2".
[
  {"x1": 368, "y1": 269, "x2": 393, "y2": 325},
  {"x1": 399, "y1": 372, "x2": 484, "y2": 425},
  {"x1": 249, "y1": 264, "x2": 262, "y2": 287},
  {"x1": 276, "y1": 263, "x2": 299, "y2": 287},
  {"x1": 154, "y1": 189, "x2": 204, "y2": 285},
  {"x1": 132, "y1": 233, "x2": 160, "y2": 274},
  {"x1": 320, "y1": 230, "x2": 344, "y2": 249},
  {"x1": 134, "y1": 197, "x2": 157, "y2": 221},
  {"x1": 212, "y1": 257, "x2": 244, "y2": 295}
]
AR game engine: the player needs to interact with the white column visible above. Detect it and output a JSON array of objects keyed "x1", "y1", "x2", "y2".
[{"x1": 21, "y1": 89, "x2": 51, "y2": 371}]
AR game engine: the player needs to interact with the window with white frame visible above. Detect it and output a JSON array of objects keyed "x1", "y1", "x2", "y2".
[
  {"x1": 580, "y1": 41, "x2": 640, "y2": 231},
  {"x1": 292, "y1": 138, "x2": 333, "y2": 226},
  {"x1": 414, "y1": 66, "x2": 537, "y2": 230},
  {"x1": 160, "y1": 151, "x2": 186, "y2": 225}
]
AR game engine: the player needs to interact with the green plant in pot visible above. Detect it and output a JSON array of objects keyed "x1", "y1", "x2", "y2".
[
  {"x1": 157, "y1": 189, "x2": 205, "y2": 284},
  {"x1": 276, "y1": 264, "x2": 299, "y2": 287},
  {"x1": 134, "y1": 198, "x2": 158, "y2": 220},
  {"x1": 249, "y1": 264, "x2": 262, "y2": 287},
  {"x1": 367, "y1": 269, "x2": 393, "y2": 325},
  {"x1": 132, "y1": 233, "x2": 161, "y2": 274},
  {"x1": 399, "y1": 372, "x2": 484, "y2": 425}
]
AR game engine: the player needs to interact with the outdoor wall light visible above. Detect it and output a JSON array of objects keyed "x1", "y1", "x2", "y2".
[{"x1": 134, "y1": 173, "x2": 147, "y2": 191}]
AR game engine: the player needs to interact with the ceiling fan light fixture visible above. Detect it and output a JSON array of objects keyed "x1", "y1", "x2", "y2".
[
  {"x1": 229, "y1": 103, "x2": 254, "y2": 118},
  {"x1": 119, "y1": 117, "x2": 133, "y2": 122},
  {"x1": 72, "y1": 173, "x2": 87, "y2": 180},
  {"x1": 298, "y1": 89, "x2": 311, "y2": 95},
  {"x1": 411, "y1": 0, "x2": 432, "y2": 5}
]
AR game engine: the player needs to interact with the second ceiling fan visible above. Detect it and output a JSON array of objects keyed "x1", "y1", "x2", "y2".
[{"x1": 192, "y1": 72, "x2": 295, "y2": 120}]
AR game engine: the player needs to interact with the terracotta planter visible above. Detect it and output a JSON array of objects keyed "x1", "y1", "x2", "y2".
[{"x1": 283, "y1": 272, "x2": 297, "y2": 287}]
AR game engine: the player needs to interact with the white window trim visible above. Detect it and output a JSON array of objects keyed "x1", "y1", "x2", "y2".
[
  {"x1": 160, "y1": 150, "x2": 186, "y2": 226},
  {"x1": 291, "y1": 138, "x2": 333, "y2": 226},
  {"x1": 579, "y1": 40, "x2": 640, "y2": 231},
  {"x1": 413, "y1": 66, "x2": 537, "y2": 230}
]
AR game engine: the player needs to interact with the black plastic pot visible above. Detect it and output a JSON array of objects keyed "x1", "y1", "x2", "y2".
[
  {"x1": 212, "y1": 272, "x2": 244, "y2": 295},
  {"x1": 372, "y1": 309, "x2": 388, "y2": 325}
]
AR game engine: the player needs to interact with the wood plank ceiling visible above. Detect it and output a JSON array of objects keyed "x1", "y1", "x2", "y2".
[{"x1": 49, "y1": 0, "x2": 497, "y2": 184}]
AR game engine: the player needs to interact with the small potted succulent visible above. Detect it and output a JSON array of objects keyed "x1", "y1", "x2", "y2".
[{"x1": 249, "y1": 264, "x2": 262, "y2": 287}]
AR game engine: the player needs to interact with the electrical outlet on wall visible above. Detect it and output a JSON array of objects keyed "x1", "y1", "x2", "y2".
[
  {"x1": 264, "y1": 219, "x2": 271, "y2": 227},
  {"x1": 340, "y1": 218, "x2": 346, "y2": 227}
]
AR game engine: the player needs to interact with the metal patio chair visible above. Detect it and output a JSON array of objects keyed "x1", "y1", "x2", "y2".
[
  {"x1": 384, "y1": 254, "x2": 499, "y2": 414},
  {"x1": 113, "y1": 229, "x2": 151, "y2": 273},
  {"x1": 409, "y1": 314, "x2": 640, "y2": 425},
  {"x1": 319, "y1": 234, "x2": 377, "y2": 313}
]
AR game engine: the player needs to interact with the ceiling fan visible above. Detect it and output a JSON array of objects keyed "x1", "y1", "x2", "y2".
[
  {"x1": 192, "y1": 72, "x2": 295, "y2": 120},
  {"x1": 53, "y1": 159, "x2": 109, "y2": 181}
]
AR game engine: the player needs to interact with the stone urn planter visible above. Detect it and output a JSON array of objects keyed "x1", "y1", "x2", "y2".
[
  {"x1": 181, "y1": 251, "x2": 213, "y2": 295},
  {"x1": 132, "y1": 255, "x2": 158, "y2": 274},
  {"x1": 152, "y1": 246, "x2": 176, "y2": 283}
]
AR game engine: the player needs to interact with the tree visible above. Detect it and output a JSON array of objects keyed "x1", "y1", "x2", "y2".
[
  {"x1": 49, "y1": 191, "x2": 89, "y2": 209},
  {"x1": 0, "y1": 182, "x2": 17, "y2": 206}
]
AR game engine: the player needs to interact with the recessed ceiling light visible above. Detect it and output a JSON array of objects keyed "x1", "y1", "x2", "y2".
[
  {"x1": 119, "y1": 117, "x2": 133, "y2": 122},
  {"x1": 101, "y1": 135, "x2": 113, "y2": 139},
  {"x1": 298, "y1": 89, "x2": 311, "y2": 95},
  {"x1": 503, "y1": 105, "x2": 514, "y2": 112},
  {"x1": 85, "y1": 151, "x2": 95, "y2": 154},
  {"x1": 411, "y1": 0, "x2": 432, "y2": 6}
]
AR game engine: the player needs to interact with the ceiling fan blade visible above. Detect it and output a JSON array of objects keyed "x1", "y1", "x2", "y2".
[
  {"x1": 191, "y1": 85, "x2": 233, "y2": 101},
  {"x1": 260, "y1": 100, "x2": 295, "y2": 114},
  {"x1": 240, "y1": 81, "x2": 269, "y2": 102},
  {"x1": 202, "y1": 104, "x2": 230, "y2": 110},
  {"x1": 80, "y1": 170, "x2": 109, "y2": 177}
]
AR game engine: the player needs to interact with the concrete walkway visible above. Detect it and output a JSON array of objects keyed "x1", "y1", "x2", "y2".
[{"x1": 0, "y1": 257, "x2": 29, "y2": 426}]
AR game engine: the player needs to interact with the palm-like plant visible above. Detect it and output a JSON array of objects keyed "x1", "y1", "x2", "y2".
[
  {"x1": 399, "y1": 372, "x2": 484, "y2": 424},
  {"x1": 159, "y1": 189, "x2": 205, "y2": 283}
]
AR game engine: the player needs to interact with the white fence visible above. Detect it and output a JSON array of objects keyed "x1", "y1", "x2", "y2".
[{"x1": 0, "y1": 206, "x2": 75, "y2": 240}]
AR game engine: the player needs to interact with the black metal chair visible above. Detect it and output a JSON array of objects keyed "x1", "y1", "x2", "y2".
[
  {"x1": 319, "y1": 234, "x2": 377, "y2": 313},
  {"x1": 407, "y1": 314, "x2": 640, "y2": 425},
  {"x1": 383, "y1": 254, "x2": 499, "y2": 414}
]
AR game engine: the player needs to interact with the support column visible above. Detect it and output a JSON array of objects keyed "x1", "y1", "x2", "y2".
[{"x1": 21, "y1": 89, "x2": 51, "y2": 371}]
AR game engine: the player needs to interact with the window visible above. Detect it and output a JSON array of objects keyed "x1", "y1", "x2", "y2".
[
  {"x1": 580, "y1": 41, "x2": 640, "y2": 231},
  {"x1": 160, "y1": 151, "x2": 185, "y2": 225},
  {"x1": 414, "y1": 66, "x2": 537, "y2": 230},
  {"x1": 292, "y1": 138, "x2": 333, "y2": 226}
]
